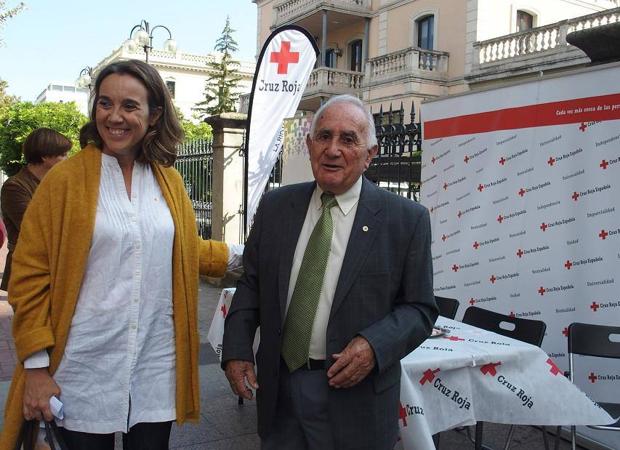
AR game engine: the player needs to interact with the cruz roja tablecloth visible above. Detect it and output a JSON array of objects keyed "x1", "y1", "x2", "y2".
[{"x1": 208, "y1": 290, "x2": 615, "y2": 450}]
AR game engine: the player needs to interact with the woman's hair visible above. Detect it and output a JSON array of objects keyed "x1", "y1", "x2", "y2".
[
  {"x1": 23, "y1": 127, "x2": 72, "y2": 164},
  {"x1": 79, "y1": 59, "x2": 184, "y2": 167}
]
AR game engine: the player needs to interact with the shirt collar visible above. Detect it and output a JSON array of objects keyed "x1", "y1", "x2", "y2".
[{"x1": 313, "y1": 176, "x2": 362, "y2": 216}]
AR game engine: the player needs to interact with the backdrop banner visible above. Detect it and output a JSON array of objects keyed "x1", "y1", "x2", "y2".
[
  {"x1": 244, "y1": 26, "x2": 318, "y2": 234},
  {"x1": 420, "y1": 64, "x2": 620, "y2": 448}
]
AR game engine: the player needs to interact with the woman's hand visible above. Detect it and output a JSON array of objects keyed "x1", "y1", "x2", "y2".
[{"x1": 23, "y1": 368, "x2": 60, "y2": 421}]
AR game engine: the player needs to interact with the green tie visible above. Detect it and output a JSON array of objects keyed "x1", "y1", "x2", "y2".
[{"x1": 281, "y1": 193, "x2": 338, "y2": 372}]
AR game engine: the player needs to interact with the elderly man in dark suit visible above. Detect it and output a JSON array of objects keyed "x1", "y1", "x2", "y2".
[{"x1": 222, "y1": 94, "x2": 437, "y2": 450}]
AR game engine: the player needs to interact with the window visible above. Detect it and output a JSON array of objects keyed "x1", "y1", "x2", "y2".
[
  {"x1": 324, "y1": 48, "x2": 337, "y2": 68},
  {"x1": 517, "y1": 10, "x2": 534, "y2": 32},
  {"x1": 416, "y1": 15, "x2": 434, "y2": 50},
  {"x1": 165, "y1": 80, "x2": 176, "y2": 99},
  {"x1": 349, "y1": 39, "x2": 363, "y2": 72}
]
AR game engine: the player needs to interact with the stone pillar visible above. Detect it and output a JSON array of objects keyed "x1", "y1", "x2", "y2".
[{"x1": 205, "y1": 112, "x2": 247, "y2": 245}]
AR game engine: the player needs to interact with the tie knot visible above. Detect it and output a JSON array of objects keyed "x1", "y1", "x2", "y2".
[{"x1": 321, "y1": 193, "x2": 337, "y2": 209}]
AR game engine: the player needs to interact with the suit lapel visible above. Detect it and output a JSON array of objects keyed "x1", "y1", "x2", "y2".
[
  {"x1": 277, "y1": 183, "x2": 315, "y2": 323},
  {"x1": 330, "y1": 178, "x2": 384, "y2": 319}
]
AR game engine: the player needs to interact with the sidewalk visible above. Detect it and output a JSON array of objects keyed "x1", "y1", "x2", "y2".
[{"x1": 0, "y1": 256, "x2": 582, "y2": 449}]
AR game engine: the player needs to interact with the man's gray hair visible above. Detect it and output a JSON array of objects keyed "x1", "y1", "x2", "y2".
[{"x1": 309, "y1": 94, "x2": 378, "y2": 149}]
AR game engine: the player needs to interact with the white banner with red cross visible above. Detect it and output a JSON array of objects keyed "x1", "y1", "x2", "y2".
[
  {"x1": 420, "y1": 64, "x2": 620, "y2": 449},
  {"x1": 244, "y1": 26, "x2": 318, "y2": 234}
]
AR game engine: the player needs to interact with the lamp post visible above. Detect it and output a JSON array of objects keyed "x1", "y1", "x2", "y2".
[
  {"x1": 77, "y1": 66, "x2": 94, "y2": 90},
  {"x1": 125, "y1": 19, "x2": 176, "y2": 63}
]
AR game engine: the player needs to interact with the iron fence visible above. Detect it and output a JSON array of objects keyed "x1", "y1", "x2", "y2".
[
  {"x1": 367, "y1": 102, "x2": 422, "y2": 201},
  {"x1": 175, "y1": 139, "x2": 213, "y2": 239}
]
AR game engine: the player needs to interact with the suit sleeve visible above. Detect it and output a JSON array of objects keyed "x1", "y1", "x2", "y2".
[
  {"x1": 358, "y1": 206, "x2": 438, "y2": 373},
  {"x1": 1, "y1": 182, "x2": 30, "y2": 235},
  {"x1": 220, "y1": 196, "x2": 265, "y2": 368}
]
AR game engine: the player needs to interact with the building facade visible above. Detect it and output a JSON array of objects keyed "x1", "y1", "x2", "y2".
[
  {"x1": 252, "y1": 0, "x2": 619, "y2": 113},
  {"x1": 35, "y1": 84, "x2": 90, "y2": 115}
]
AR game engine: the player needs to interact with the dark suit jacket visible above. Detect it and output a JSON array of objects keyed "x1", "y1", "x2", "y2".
[{"x1": 222, "y1": 177, "x2": 437, "y2": 449}]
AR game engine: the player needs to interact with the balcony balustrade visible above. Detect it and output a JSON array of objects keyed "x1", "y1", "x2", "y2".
[
  {"x1": 273, "y1": 0, "x2": 371, "y2": 26},
  {"x1": 366, "y1": 47, "x2": 449, "y2": 85}
]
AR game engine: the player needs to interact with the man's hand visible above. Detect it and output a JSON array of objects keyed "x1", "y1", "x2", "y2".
[
  {"x1": 23, "y1": 368, "x2": 60, "y2": 421},
  {"x1": 327, "y1": 336, "x2": 376, "y2": 389},
  {"x1": 224, "y1": 360, "x2": 259, "y2": 400}
]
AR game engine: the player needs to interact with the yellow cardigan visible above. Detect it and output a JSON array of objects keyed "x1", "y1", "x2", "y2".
[{"x1": 0, "y1": 145, "x2": 228, "y2": 448}]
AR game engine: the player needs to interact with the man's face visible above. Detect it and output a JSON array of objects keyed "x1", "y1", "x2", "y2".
[{"x1": 307, "y1": 102, "x2": 377, "y2": 195}]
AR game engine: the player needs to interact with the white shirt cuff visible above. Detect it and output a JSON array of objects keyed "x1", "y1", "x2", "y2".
[
  {"x1": 227, "y1": 244, "x2": 244, "y2": 271},
  {"x1": 24, "y1": 350, "x2": 50, "y2": 369}
]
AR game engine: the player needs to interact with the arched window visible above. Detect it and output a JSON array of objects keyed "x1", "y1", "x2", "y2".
[
  {"x1": 349, "y1": 39, "x2": 363, "y2": 72},
  {"x1": 416, "y1": 15, "x2": 434, "y2": 50},
  {"x1": 517, "y1": 10, "x2": 534, "y2": 32}
]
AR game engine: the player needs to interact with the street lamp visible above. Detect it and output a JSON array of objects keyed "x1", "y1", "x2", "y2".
[
  {"x1": 125, "y1": 19, "x2": 176, "y2": 63},
  {"x1": 77, "y1": 66, "x2": 94, "y2": 90}
]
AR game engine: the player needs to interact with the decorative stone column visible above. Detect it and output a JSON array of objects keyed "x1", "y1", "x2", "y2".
[{"x1": 205, "y1": 112, "x2": 247, "y2": 246}]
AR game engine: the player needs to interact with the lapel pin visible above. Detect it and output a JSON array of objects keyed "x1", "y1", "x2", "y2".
[{"x1": 362, "y1": 225, "x2": 369, "y2": 232}]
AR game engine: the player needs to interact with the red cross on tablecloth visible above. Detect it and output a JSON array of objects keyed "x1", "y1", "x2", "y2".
[
  {"x1": 464, "y1": 155, "x2": 470, "y2": 163},
  {"x1": 589, "y1": 372, "x2": 598, "y2": 383},
  {"x1": 490, "y1": 275, "x2": 497, "y2": 284},
  {"x1": 444, "y1": 335, "x2": 465, "y2": 342},
  {"x1": 469, "y1": 298, "x2": 475, "y2": 306},
  {"x1": 458, "y1": 210, "x2": 462, "y2": 218},
  {"x1": 538, "y1": 286, "x2": 546, "y2": 296},
  {"x1": 509, "y1": 311, "x2": 515, "y2": 318},
  {"x1": 518, "y1": 188, "x2": 526, "y2": 197},
  {"x1": 452, "y1": 264, "x2": 459, "y2": 272},
  {"x1": 599, "y1": 229, "x2": 608, "y2": 240},
  {"x1": 419, "y1": 368, "x2": 440, "y2": 385},
  {"x1": 540, "y1": 223, "x2": 548, "y2": 232},
  {"x1": 563, "y1": 327, "x2": 569, "y2": 337},
  {"x1": 546, "y1": 358, "x2": 562, "y2": 376},
  {"x1": 499, "y1": 157, "x2": 506, "y2": 165},
  {"x1": 600, "y1": 159, "x2": 609, "y2": 170},
  {"x1": 579, "y1": 122, "x2": 587, "y2": 132},
  {"x1": 442, "y1": 234, "x2": 447, "y2": 242},
  {"x1": 497, "y1": 214, "x2": 504, "y2": 223},
  {"x1": 564, "y1": 260, "x2": 573, "y2": 270},
  {"x1": 516, "y1": 249, "x2": 524, "y2": 258},
  {"x1": 473, "y1": 241, "x2": 480, "y2": 249},
  {"x1": 547, "y1": 156, "x2": 556, "y2": 166},
  {"x1": 443, "y1": 182, "x2": 448, "y2": 190},
  {"x1": 480, "y1": 362, "x2": 501, "y2": 376},
  {"x1": 432, "y1": 156, "x2": 436, "y2": 164},
  {"x1": 572, "y1": 191, "x2": 579, "y2": 201},
  {"x1": 590, "y1": 301, "x2": 600, "y2": 312},
  {"x1": 477, "y1": 184, "x2": 484, "y2": 192},
  {"x1": 270, "y1": 41, "x2": 300, "y2": 74}
]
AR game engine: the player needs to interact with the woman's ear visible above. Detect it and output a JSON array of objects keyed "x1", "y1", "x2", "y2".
[{"x1": 149, "y1": 107, "x2": 163, "y2": 126}]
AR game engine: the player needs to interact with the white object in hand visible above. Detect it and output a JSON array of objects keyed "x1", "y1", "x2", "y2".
[{"x1": 50, "y1": 396, "x2": 64, "y2": 420}]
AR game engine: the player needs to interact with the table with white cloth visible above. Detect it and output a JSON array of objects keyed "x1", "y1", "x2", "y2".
[{"x1": 208, "y1": 289, "x2": 615, "y2": 450}]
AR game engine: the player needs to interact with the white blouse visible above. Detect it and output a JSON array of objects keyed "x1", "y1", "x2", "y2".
[{"x1": 52, "y1": 154, "x2": 176, "y2": 433}]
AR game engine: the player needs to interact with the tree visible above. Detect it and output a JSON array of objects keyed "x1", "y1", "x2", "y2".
[
  {"x1": 0, "y1": 1, "x2": 25, "y2": 45},
  {"x1": 0, "y1": 101, "x2": 87, "y2": 175},
  {"x1": 0, "y1": 78, "x2": 16, "y2": 110},
  {"x1": 181, "y1": 120, "x2": 212, "y2": 142},
  {"x1": 193, "y1": 16, "x2": 243, "y2": 119}
]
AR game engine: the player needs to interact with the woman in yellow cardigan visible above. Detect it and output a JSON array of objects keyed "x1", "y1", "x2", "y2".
[{"x1": 1, "y1": 60, "x2": 239, "y2": 450}]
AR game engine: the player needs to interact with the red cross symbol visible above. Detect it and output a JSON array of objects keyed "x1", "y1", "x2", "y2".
[
  {"x1": 473, "y1": 241, "x2": 480, "y2": 250},
  {"x1": 497, "y1": 214, "x2": 504, "y2": 224},
  {"x1": 518, "y1": 188, "x2": 526, "y2": 197},
  {"x1": 562, "y1": 327, "x2": 569, "y2": 337},
  {"x1": 220, "y1": 304, "x2": 228, "y2": 317},
  {"x1": 588, "y1": 372, "x2": 597, "y2": 383},
  {"x1": 469, "y1": 298, "x2": 475, "y2": 306},
  {"x1": 443, "y1": 182, "x2": 448, "y2": 190},
  {"x1": 509, "y1": 311, "x2": 515, "y2": 318},
  {"x1": 599, "y1": 229, "x2": 608, "y2": 240},
  {"x1": 419, "y1": 368, "x2": 440, "y2": 385},
  {"x1": 516, "y1": 249, "x2": 524, "y2": 258},
  {"x1": 499, "y1": 157, "x2": 506, "y2": 165},
  {"x1": 452, "y1": 264, "x2": 459, "y2": 272},
  {"x1": 546, "y1": 358, "x2": 561, "y2": 376},
  {"x1": 547, "y1": 157, "x2": 556, "y2": 166},
  {"x1": 538, "y1": 286, "x2": 546, "y2": 296},
  {"x1": 442, "y1": 234, "x2": 447, "y2": 242},
  {"x1": 464, "y1": 155, "x2": 470, "y2": 164},
  {"x1": 579, "y1": 122, "x2": 587, "y2": 132},
  {"x1": 399, "y1": 403, "x2": 408, "y2": 427},
  {"x1": 600, "y1": 159, "x2": 609, "y2": 170},
  {"x1": 444, "y1": 335, "x2": 465, "y2": 341},
  {"x1": 432, "y1": 156, "x2": 436, "y2": 164},
  {"x1": 564, "y1": 260, "x2": 573, "y2": 270},
  {"x1": 477, "y1": 184, "x2": 484, "y2": 192},
  {"x1": 490, "y1": 275, "x2": 497, "y2": 284},
  {"x1": 480, "y1": 362, "x2": 502, "y2": 376},
  {"x1": 572, "y1": 191, "x2": 579, "y2": 201},
  {"x1": 457, "y1": 210, "x2": 462, "y2": 219},
  {"x1": 270, "y1": 41, "x2": 299, "y2": 74},
  {"x1": 590, "y1": 301, "x2": 600, "y2": 312},
  {"x1": 540, "y1": 222, "x2": 548, "y2": 232}
]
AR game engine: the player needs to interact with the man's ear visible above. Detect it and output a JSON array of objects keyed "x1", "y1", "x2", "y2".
[
  {"x1": 306, "y1": 133, "x2": 312, "y2": 158},
  {"x1": 364, "y1": 145, "x2": 378, "y2": 169},
  {"x1": 149, "y1": 107, "x2": 163, "y2": 126}
]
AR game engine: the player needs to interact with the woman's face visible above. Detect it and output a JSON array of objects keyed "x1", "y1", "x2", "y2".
[{"x1": 95, "y1": 73, "x2": 160, "y2": 160}]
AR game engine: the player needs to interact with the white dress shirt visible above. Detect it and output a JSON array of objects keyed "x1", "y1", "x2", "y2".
[{"x1": 286, "y1": 177, "x2": 362, "y2": 360}]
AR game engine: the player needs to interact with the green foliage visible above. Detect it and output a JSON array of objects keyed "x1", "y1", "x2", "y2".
[
  {"x1": 0, "y1": 1, "x2": 25, "y2": 45},
  {"x1": 0, "y1": 101, "x2": 87, "y2": 176},
  {"x1": 194, "y1": 16, "x2": 242, "y2": 119},
  {"x1": 182, "y1": 120, "x2": 212, "y2": 142},
  {"x1": 0, "y1": 78, "x2": 16, "y2": 110}
]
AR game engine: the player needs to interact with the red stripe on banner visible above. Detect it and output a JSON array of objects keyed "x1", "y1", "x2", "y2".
[{"x1": 424, "y1": 93, "x2": 620, "y2": 139}]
